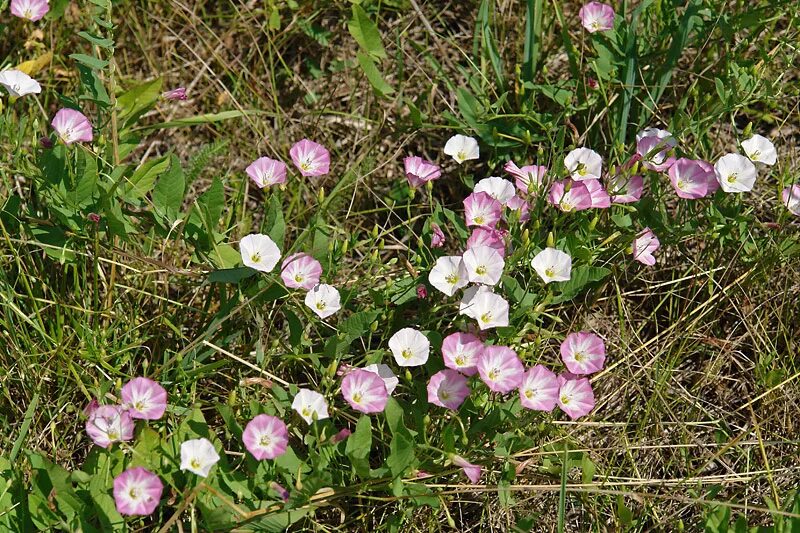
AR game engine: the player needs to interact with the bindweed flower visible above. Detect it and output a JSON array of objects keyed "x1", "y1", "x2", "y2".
[
  {"x1": 442, "y1": 332, "x2": 483, "y2": 376},
  {"x1": 240, "y1": 233, "x2": 281, "y2": 273},
  {"x1": 548, "y1": 179, "x2": 592, "y2": 212},
  {"x1": 506, "y1": 195, "x2": 531, "y2": 223},
  {"x1": 561, "y1": 332, "x2": 606, "y2": 375},
  {"x1": 428, "y1": 256, "x2": 469, "y2": 296},
  {"x1": 281, "y1": 253, "x2": 322, "y2": 290},
  {"x1": 0, "y1": 69, "x2": 41, "y2": 97},
  {"x1": 162, "y1": 87, "x2": 187, "y2": 101},
  {"x1": 113, "y1": 467, "x2": 163, "y2": 516},
  {"x1": 10, "y1": 0, "x2": 49, "y2": 21},
  {"x1": 246, "y1": 157, "x2": 287, "y2": 188},
  {"x1": 741, "y1": 134, "x2": 777, "y2": 165},
  {"x1": 459, "y1": 285, "x2": 492, "y2": 316},
  {"x1": 363, "y1": 363, "x2": 399, "y2": 394},
  {"x1": 404, "y1": 156, "x2": 442, "y2": 188},
  {"x1": 531, "y1": 247, "x2": 572, "y2": 284},
  {"x1": 304, "y1": 283, "x2": 341, "y2": 318},
  {"x1": 632, "y1": 228, "x2": 660, "y2": 266},
  {"x1": 86, "y1": 405, "x2": 134, "y2": 449},
  {"x1": 462, "y1": 245, "x2": 505, "y2": 286},
  {"x1": 430, "y1": 223, "x2": 445, "y2": 248},
  {"x1": 292, "y1": 389, "x2": 329, "y2": 424},
  {"x1": 578, "y1": 2, "x2": 615, "y2": 33},
  {"x1": 461, "y1": 288, "x2": 510, "y2": 330},
  {"x1": 474, "y1": 176, "x2": 516, "y2": 205},
  {"x1": 243, "y1": 414, "x2": 289, "y2": 458},
  {"x1": 557, "y1": 374, "x2": 596, "y2": 420},
  {"x1": 427, "y1": 369, "x2": 470, "y2": 410},
  {"x1": 290, "y1": 139, "x2": 330, "y2": 177},
  {"x1": 121, "y1": 377, "x2": 167, "y2": 420},
  {"x1": 389, "y1": 328, "x2": 430, "y2": 367},
  {"x1": 464, "y1": 192, "x2": 502, "y2": 228},
  {"x1": 271, "y1": 482, "x2": 290, "y2": 502},
  {"x1": 586, "y1": 77, "x2": 599, "y2": 90},
  {"x1": 477, "y1": 345, "x2": 524, "y2": 393},
  {"x1": 444, "y1": 134, "x2": 479, "y2": 164},
  {"x1": 782, "y1": 185, "x2": 800, "y2": 216},
  {"x1": 467, "y1": 228, "x2": 506, "y2": 258},
  {"x1": 668, "y1": 158, "x2": 715, "y2": 199},
  {"x1": 564, "y1": 147, "x2": 603, "y2": 180},
  {"x1": 607, "y1": 174, "x2": 643, "y2": 204},
  {"x1": 583, "y1": 179, "x2": 611, "y2": 208},
  {"x1": 505, "y1": 160, "x2": 547, "y2": 195},
  {"x1": 636, "y1": 129, "x2": 677, "y2": 171},
  {"x1": 519, "y1": 365, "x2": 559, "y2": 411},
  {"x1": 714, "y1": 153, "x2": 757, "y2": 193},
  {"x1": 451, "y1": 455, "x2": 482, "y2": 484},
  {"x1": 51, "y1": 108, "x2": 93, "y2": 145},
  {"x1": 180, "y1": 438, "x2": 220, "y2": 477},
  {"x1": 341, "y1": 369, "x2": 389, "y2": 414},
  {"x1": 416, "y1": 284, "x2": 428, "y2": 299},
  {"x1": 83, "y1": 398, "x2": 99, "y2": 417},
  {"x1": 330, "y1": 428, "x2": 352, "y2": 444}
]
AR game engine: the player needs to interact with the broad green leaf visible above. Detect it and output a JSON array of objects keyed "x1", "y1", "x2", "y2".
[
  {"x1": 264, "y1": 194, "x2": 286, "y2": 248},
  {"x1": 152, "y1": 154, "x2": 186, "y2": 224},
  {"x1": 356, "y1": 52, "x2": 394, "y2": 96},
  {"x1": 78, "y1": 31, "x2": 114, "y2": 48},
  {"x1": 552, "y1": 265, "x2": 611, "y2": 304},
  {"x1": 121, "y1": 154, "x2": 170, "y2": 203},
  {"x1": 117, "y1": 77, "x2": 162, "y2": 128},
  {"x1": 387, "y1": 433, "x2": 414, "y2": 478},
  {"x1": 209, "y1": 267, "x2": 257, "y2": 284},
  {"x1": 69, "y1": 53, "x2": 108, "y2": 70},
  {"x1": 346, "y1": 416, "x2": 373, "y2": 479},
  {"x1": 348, "y1": 5, "x2": 386, "y2": 58}
]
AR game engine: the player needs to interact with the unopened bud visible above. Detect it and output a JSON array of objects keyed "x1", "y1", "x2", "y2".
[
  {"x1": 546, "y1": 232, "x2": 555, "y2": 248},
  {"x1": 588, "y1": 215, "x2": 599, "y2": 231},
  {"x1": 318, "y1": 187, "x2": 325, "y2": 203},
  {"x1": 742, "y1": 122, "x2": 753, "y2": 137}
]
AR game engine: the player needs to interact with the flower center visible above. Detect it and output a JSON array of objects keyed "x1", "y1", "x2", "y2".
[
  {"x1": 128, "y1": 487, "x2": 140, "y2": 500},
  {"x1": 294, "y1": 274, "x2": 304, "y2": 283},
  {"x1": 750, "y1": 150, "x2": 760, "y2": 158},
  {"x1": 300, "y1": 161, "x2": 311, "y2": 171},
  {"x1": 560, "y1": 199, "x2": 574, "y2": 212},
  {"x1": 727, "y1": 173, "x2": 737, "y2": 184},
  {"x1": 250, "y1": 253, "x2": 261, "y2": 263},
  {"x1": 676, "y1": 179, "x2": 685, "y2": 189},
  {"x1": 475, "y1": 265, "x2": 487, "y2": 276},
  {"x1": 473, "y1": 215, "x2": 484, "y2": 225},
  {"x1": 352, "y1": 392, "x2": 363, "y2": 404},
  {"x1": 455, "y1": 355, "x2": 465, "y2": 366},
  {"x1": 488, "y1": 368, "x2": 499, "y2": 381},
  {"x1": 457, "y1": 151, "x2": 466, "y2": 161},
  {"x1": 107, "y1": 431, "x2": 119, "y2": 441},
  {"x1": 560, "y1": 394, "x2": 570, "y2": 404},
  {"x1": 260, "y1": 434, "x2": 271, "y2": 446},
  {"x1": 525, "y1": 389, "x2": 535, "y2": 399},
  {"x1": 575, "y1": 162, "x2": 587, "y2": 176},
  {"x1": 134, "y1": 401, "x2": 145, "y2": 411},
  {"x1": 445, "y1": 273, "x2": 459, "y2": 285},
  {"x1": 573, "y1": 351, "x2": 585, "y2": 362},
  {"x1": 190, "y1": 458, "x2": 201, "y2": 469},
  {"x1": 544, "y1": 267, "x2": 555, "y2": 278},
  {"x1": 401, "y1": 348, "x2": 413, "y2": 360},
  {"x1": 301, "y1": 407, "x2": 311, "y2": 417},
  {"x1": 439, "y1": 389, "x2": 450, "y2": 400},
  {"x1": 480, "y1": 312, "x2": 492, "y2": 324},
  {"x1": 316, "y1": 301, "x2": 326, "y2": 310}
]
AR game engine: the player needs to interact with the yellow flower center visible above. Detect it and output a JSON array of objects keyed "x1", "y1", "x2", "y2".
[
  {"x1": 294, "y1": 274, "x2": 304, "y2": 283},
  {"x1": 474, "y1": 216, "x2": 484, "y2": 225},
  {"x1": 260, "y1": 435, "x2": 271, "y2": 446},
  {"x1": 316, "y1": 301, "x2": 326, "y2": 310},
  {"x1": 560, "y1": 200, "x2": 574, "y2": 212},
  {"x1": 488, "y1": 369, "x2": 499, "y2": 381},
  {"x1": 676, "y1": 179, "x2": 685, "y2": 189},
  {"x1": 573, "y1": 351, "x2": 585, "y2": 363},
  {"x1": 457, "y1": 151, "x2": 466, "y2": 161},
  {"x1": 525, "y1": 389, "x2": 535, "y2": 399},
  {"x1": 439, "y1": 389, "x2": 450, "y2": 400},
  {"x1": 455, "y1": 356, "x2": 465, "y2": 366},
  {"x1": 128, "y1": 487, "x2": 140, "y2": 500},
  {"x1": 560, "y1": 394, "x2": 570, "y2": 404},
  {"x1": 575, "y1": 162, "x2": 587, "y2": 176},
  {"x1": 445, "y1": 274, "x2": 459, "y2": 285},
  {"x1": 190, "y1": 458, "x2": 201, "y2": 470},
  {"x1": 401, "y1": 348, "x2": 413, "y2": 360},
  {"x1": 480, "y1": 312, "x2": 492, "y2": 324},
  {"x1": 475, "y1": 265, "x2": 487, "y2": 276},
  {"x1": 544, "y1": 267, "x2": 555, "y2": 278},
  {"x1": 302, "y1": 407, "x2": 311, "y2": 417},
  {"x1": 250, "y1": 253, "x2": 261, "y2": 263},
  {"x1": 300, "y1": 161, "x2": 311, "y2": 171},
  {"x1": 727, "y1": 174, "x2": 737, "y2": 184},
  {"x1": 352, "y1": 392, "x2": 362, "y2": 404}
]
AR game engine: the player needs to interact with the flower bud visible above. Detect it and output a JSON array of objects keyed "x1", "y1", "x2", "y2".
[
  {"x1": 588, "y1": 215, "x2": 599, "y2": 231},
  {"x1": 318, "y1": 187, "x2": 325, "y2": 203},
  {"x1": 742, "y1": 122, "x2": 753, "y2": 137},
  {"x1": 546, "y1": 232, "x2": 555, "y2": 248}
]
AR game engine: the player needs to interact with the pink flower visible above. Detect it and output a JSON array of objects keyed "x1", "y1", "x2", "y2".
[
  {"x1": 404, "y1": 156, "x2": 442, "y2": 188},
  {"x1": 363, "y1": 364, "x2": 399, "y2": 394},
  {"x1": 632, "y1": 228, "x2": 660, "y2": 266},
  {"x1": 636, "y1": 129, "x2": 677, "y2": 171},
  {"x1": 505, "y1": 161, "x2": 547, "y2": 195},
  {"x1": 583, "y1": 179, "x2": 611, "y2": 208},
  {"x1": 519, "y1": 365, "x2": 559, "y2": 411},
  {"x1": 330, "y1": 428, "x2": 352, "y2": 444},
  {"x1": 280, "y1": 253, "x2": 323, "y2": 290},
  {"x1": 578, "y1": 2, "x2": 615, "y2": 32},
  {"x1": 462, "y1": 245, "x2": 505, "y2": 285},
  {"x1": 416, "y1": 284, "x2": 428, "y2": 299},
  {"x1": 782, "y1": 185, "x2": 800, "y2": 216},
  {"x1": 506, "y1": 195, "x2": 531, "y2": 222},
  {"x1": 557, "y1": 374, "x2": 596, "y2": 420},
  {"x1": 86, "y1": 405, "x2": 134, "y2": 449},
  {"x1": 548, "y1": 179, "x2": 592, "y2": 212},
  {"x1": 477, "y1": 345, "x2": 524, "y2": 393},
  {"x1": 83, "y1": 398, "x2": 99, "y2": 417},
  {"x1": 464, "y1": 192, "x2": 502, "y2": 228},
  {"x1": 430, "y1": 223, "x2": 445, "y2": 248},
  {"x1": 341, "y1": 369, "x2": 389, "y2": 414},
  {"x1": 427, "y1": 369, "x2": 470, "y2": 410},
  {"x1": 270, "y1": 482, "x2": 290, "y2": 502},
  {"x1": 121, "y1": 377, "x2": 168, "y2": 420},
  {"x1": 560, "y1": 332, "x2": 606, "y2": 375},
  {"x1": 452, "y1": 455, "x2": 482, "y2": 484},
  {"x1": 442, "y1": 332, "x2": 483, "y2": 376},
  {"x1": 113, "y1": 467, "x2": 163, "y2": 516},
  {"x1": 242, "y1": 414, "x2": 289, "y2": 460},
  {"x1": 51, "y1": 109, "x2": 93, "y2": 145},
  {"x1": 668, "y1": 158, "x2": 715, "y2": 199},
  {"x1": 608, "y1": 174, "x2": 643, "y2": 204},
  {"x1": 467, "y1": 227, "x2": 506, "y2": 258},
  {"x1": 247, "y1": 157, "x2": 287, "y2": 188},
  {"x1": 290, "y1": 139, "x2": 330, "y2": 177},
  {"x1": 162, "y1": 87, "x2": 187, "y2": 101},
  {"x1": 10, "y1": 0, "x2": 49, "y2": 21}
]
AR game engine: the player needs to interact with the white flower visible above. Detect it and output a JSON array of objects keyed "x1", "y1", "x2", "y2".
[
  {"x1": 467, "y1": 291, "x2": 509, "y2": 330},
  {"x1": 741, "y1": 134, "x2": 777, "y2": 166},
  {"x1": 474, "y1": 177, "x2": 516, "y2": 205},
  {"x1": 389, "y1": 328, "x2": 430, "y2": 367},
  {"x1": 531, "y1": 248, "x2": 572, "y2": 283},
  {"x1": 564, "y1": 148, "x2": 602, "y2": 180},
  {"x1": 180, "y1": 438, "x2": 220, "y2": 478},
  {"x1": 304, "y1": 284, "x2": 341, "y2": 319},
  {"x1": 240, "y1": 234, "x2": 281, "y2": 273},
  {"x1": 714, "y1": 153, "x2": 757, "y2": 193},
  {"x1": 0, "y1": 69, "x2": 41, "y2": 97},
  {"x1": 462, "y1": 246, "x2": 504, "y2": 286},
  {"x1": 428, "y1": 256, "x2": 469, "y2": 296},
  {"x1": 444, "y1": 134, "x2": 480, "y2": 164},
  {"x1": 363, "y1": 363, "x2": 399, "y2": 395},
  {"x1": 292, "y1": 389, "x2": 329, "y2": 424},
  {"x1": 459, "y1": 285, "x2": 493, "y2": 319}
]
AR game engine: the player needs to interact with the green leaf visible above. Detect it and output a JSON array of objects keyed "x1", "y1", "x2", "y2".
[
  {"x1": 152, "y1": 154, "x2": 186, "y2": 224},
  {"x1": 141, "y1": 110, "x2": 265, "y2": 130},
  {"x1": 346, "y1": 416, "x2": 373, "y2": 479},
  {"x1": 117, "y1": 78, "x2": 163, "y2": 128},
  {"x1": 356, "y1": 53, "x2": 394, "y2": 96},
  {"x1": 69, "y1": 53, "x2": 108, "y2": 70},
  {"x1": 348, "y1": 5, "x2": 386, "y2": 59},
  {"x1": 78, "y1": 31, "x2": 114, "y2": 48},
  {"x1": 209, "y1": 267, "x2": 256, "y2": 284},
  {"x1": 66, "y1": 151, "x2": 98, "y2": 208},
  {"x1": 264, "y1": 194, "x2": 286, "y2": 249},
  {"x1": 387, "y1": 433, "x2": 414, "y2": 478},
  {"x1": 552, "y1": 266, "x2": 611, "y2": 304},
  {"x1": 121, "y1": 154, "x2": 170, "y2": 203}
]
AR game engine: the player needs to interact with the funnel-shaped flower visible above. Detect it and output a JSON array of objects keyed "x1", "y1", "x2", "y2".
[
  {"x1": 290, "y1": 139, "x2": 330, "y2": 177},
  {"x1": 444, "y1": 134, "x2": 479, "y2": 163},
  {"x1": 519, "y1": 365, "x2": 559, "y2": 411},
  {"x1": 578, "y1": 2, "x2": 615, "y2": 33},
  {"x1": 427, "y1": 369, "x2": 470, "y2": 410},
  {"x1": 113, "y1": 467, "x2": 163, "y2": 516},
  {"x1": 342, "y1": 369, "x2": 388, "y2": 414}
]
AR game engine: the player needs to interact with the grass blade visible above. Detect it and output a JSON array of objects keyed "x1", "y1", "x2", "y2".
[
  {"x1": 522, "y1": 0, "x2": 544, "y2": 85},
  {"x1": 10, "y1": 392, "x2": 39, "y2": 462}
]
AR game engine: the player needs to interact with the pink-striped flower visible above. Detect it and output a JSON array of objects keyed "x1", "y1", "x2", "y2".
[
  {"x1": 464, "y1": 192, "x2": 502, "y2": 228},
  {"x1": 636, "y1": 129, "x2": 677, "y2": 171},
  {"x1": 561, "y1": 332, "x2": 606, "y2": 375},
  {"x1": 548, "y1": 179, "x2": 592, "y2": 212},
  {"x1": 290, "y1": 139, "x2": 330, "y2": 177},
  {"x1": 452, "y1": 455, "x2": 482, "y2": 483},
  {"x1": 271, "y1": 482, "x2": 290, "y2": 502},
  {"x1": 427, "y1": 369, "x2": 470, "y2": 410},
  {"x1": 121, "y1": 377, "x2": 168, "y2": 420},
  {"x1": 505, "y1": 161, "x2": 547, "y2": 195},
  {"x1": 51, "y1": 109, "x2": 93, "y2": 145},
  {"x1": 519, "y1": 365, "x2": 559, "y2": 411},
  {"x1": 583, "y1": 178, "x2": 611, "y2": 208},
  {"x1": 363, "y1": 363, "x2": 399, "y2": 394},
  {"x1": 341, "y1": 369, "x2": 389, "y2": 414},
  {"x1": 782, "y1": 185, "x2": 800, "y2": 216},
  {"x1": 474, "y1": 177, "x2": 516, "y2": 205},
  {"x1": 462, "y1": 245, "x2": 505, "y2": 285},
  {"x1": 162, "y1": 87, "x2": 187, "y2": 101},
  {"x1": 10, "y1": 0, "x2": 49, "y2": 21},
  {"x1": 247, "y1": 157, "x2": 287, "y2": 188},
  {"x1": 242, "y1": 414, "x2": 289, "y2": 459},
  {"x1": 442, "y1": 332, "x2": 483, "y2": 376},
  {"x1": 578, "y1": 2, "x2": 615, "y2": 32},
  {"x1": 506, "y1": 195, "x2": 531, "y2": 222},
  {"x1": 668, "y1": 158, "x2": 715, "y2": 199},
  {"x1": 557, "y1": 374, "x2": 596, "y2": 419},
  {"x1": 632, "y1": 228, "x2": 660, "y2": 266},
  {"x1": 430, "y1": 223, "x2": 445, "y2": 248},
  {"x1": 467, "y1": 228, "x2": 506, "y2": 258},
  {"x1": 564, "y1": 147, "x2": 603, "y2": 180},
  {"x1": 86, "y1": 405, "x2": 134, "y2": 448},
  {"x1": 477, "y1": 346, "x2": 524, "y2": 393},
  {"x1": 404, "y1": 156, "x2": 441, "y2": 188},
  {"x1": 281, "y1": 253, "x2": 322, "y2": 290},
  {"x1": 608, "y1": 174, "x2": 643, "y2": 204},
  {"x1": 113, "y1": 467, "x2": 163, "y2": 516}
]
